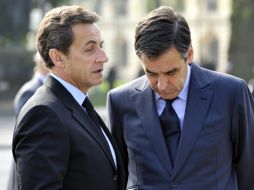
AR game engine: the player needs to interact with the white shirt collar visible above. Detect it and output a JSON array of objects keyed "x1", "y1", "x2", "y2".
[{"x1": 50, "y1": 73, "x2": 87, "y2": 106}]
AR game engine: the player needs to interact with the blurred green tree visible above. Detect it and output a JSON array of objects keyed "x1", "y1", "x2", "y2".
[
  {"x1": 0, "y1": 0, "x2": 69, "y2": 48},
  {"x1": 0, "y1": 0, "x2": 33, "y2": 47},
  {"x1": 228, "y1": 0, "x2": 254, "y2": 81}
]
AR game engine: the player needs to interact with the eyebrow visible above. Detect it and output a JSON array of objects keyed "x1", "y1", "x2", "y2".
[
  {"x1": 84, "y1": 40, "x2": 104, "y2": 47},
  {"x1": 145, "y1": 68, "x2": 156, "y2": 74},
  {"x1": 166, "y1": 67, "x2": 178, "y2": 74},
  {"x1": 145, "y1": 67, "x2": 178, "y2": 74}
]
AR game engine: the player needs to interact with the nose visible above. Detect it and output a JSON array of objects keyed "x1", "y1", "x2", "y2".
[
  {"x1": 96, "y1": 49, "x2": 108, "y2": 64},
  {"x1": 157, "y1": 76, "x2": 168, "y2": 92}
]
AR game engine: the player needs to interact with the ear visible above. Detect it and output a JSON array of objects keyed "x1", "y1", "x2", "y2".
[
  {"x1": 48, "y1": 49, "x2": 64, "y2": 67},
  {"x1": 186, "y1": 47, "x2": 194, "y2": 64}
]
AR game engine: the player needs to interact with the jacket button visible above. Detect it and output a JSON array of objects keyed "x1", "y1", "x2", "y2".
[
  {"x1": 171, "y1": 181, "x2": 178, "y2": 188},
  {"x1": 113, "y1": 174, "x2": 118, "y2": 181}
]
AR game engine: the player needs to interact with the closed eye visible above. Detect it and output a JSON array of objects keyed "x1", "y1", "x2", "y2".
[
  {"x1": 86, "y1": 47, "x2": 94, "y2": 51},
  {"x1": 166, "y1": 68, "x2": 178, "y2": 76},
  {"x1": 145, "y1": 70, "x2": 158, "y2": 77}
]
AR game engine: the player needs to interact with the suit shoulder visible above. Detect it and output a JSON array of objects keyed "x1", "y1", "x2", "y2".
[
  {"x1": 207, "y1": 69, "x2": 245, "y2": 88},
  {"x1": 194, "y1": 64, "x2": 246, "y2": 88},
  {"x1": 109, "y1": 75, "x2": 147, "y2": 96},
  {"x1": 18, "y1": 85, "x2": 59, "y2": 115}
]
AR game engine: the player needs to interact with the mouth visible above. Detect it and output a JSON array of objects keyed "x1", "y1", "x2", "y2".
[
  {"x1": 158, "y1": 90, "x2": 178, "y2": 98},
  {"x1": 93, "y1": 68, "x2": 103, "y2": 74}
]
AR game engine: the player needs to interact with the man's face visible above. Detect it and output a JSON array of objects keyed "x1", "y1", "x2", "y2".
[
  {"x1": 61, "y1": 23, "x2": 108, "y2": 93},
  {"x1": 140, "y1": 47, "x2": 192, "y2": 100}
]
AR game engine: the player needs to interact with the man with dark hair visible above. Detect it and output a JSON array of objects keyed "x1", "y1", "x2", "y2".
[
  {"x1": 107, "y1": 6, "x2": 254, "y2": 190},
  {"x1": 12, "y1": 5, "x2": 125, "y2": 190}
]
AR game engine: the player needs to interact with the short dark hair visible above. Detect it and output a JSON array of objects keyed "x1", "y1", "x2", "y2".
[
  {"x1": 134, "y1": 6, "x2": 191, "y2": 60},
  {"x1": 36, "y1": 5, "x2": 99, "y2": 68}
]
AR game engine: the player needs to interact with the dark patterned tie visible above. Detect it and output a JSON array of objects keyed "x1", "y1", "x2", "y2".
[
  {"x1": 159, "y1": 98, "x2": 181, "y2": 166},
  {"x1": 82, "y1": 97, "x2": 101, "y2": 129}
]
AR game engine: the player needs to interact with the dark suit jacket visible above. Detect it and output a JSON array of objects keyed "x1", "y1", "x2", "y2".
[
  {"x1": 13, "y1": 75, "x2": 126, "y2": 190},
  {"x1": 13, "y1": 76, "x2": 44, "y2": 116},
  {"x1": 107, "y1": 63, "x2": 254, "y2": 190}
]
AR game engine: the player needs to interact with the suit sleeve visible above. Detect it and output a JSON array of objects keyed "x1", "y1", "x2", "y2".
[
  {"x1": 13, "y1": 105, "x2": 70, "y2": 190},
  {"x1": 231, "y1": 80, "x2": 254, "y2": 190},
  {"x1": 106, "y1": 91, "x2": 128, "y2": 176},
  {"x1": 14, "y1": 90, "x2": 34, "y2": 116}
]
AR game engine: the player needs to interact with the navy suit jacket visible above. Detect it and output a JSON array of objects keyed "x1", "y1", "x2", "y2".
[
  {"x1": 107, "y1": 63, "x2": 254, "y2": 190},
  {"x1": 13, "y1": 76, "x2": 126, "y2": 190}
]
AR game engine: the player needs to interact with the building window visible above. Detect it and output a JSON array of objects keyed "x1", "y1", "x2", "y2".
[
  {"x1": 147, "y1": 0, "x2": 177, "y2": 11},
  {"x1": 120, "y1": 40, "x2": 128, "y2": 67},
  {"x1": 93, "y1": 0, "x2": 102, "y2": 14},
  {"x1": 209, "y1": 38, "x2": 218, "y2": 67},
  {"x1": 207, "y1": 0, "x2": 217, "y2": 11},
  {"x1": 200, "y1": 37, "x2": 218, "y2": 71},
  {"x1": 115, "y1": 0, "x2": 127, "y2": 16},
  {"x1": 115, "y1": 37, "x2": 128, "y2": 67}
]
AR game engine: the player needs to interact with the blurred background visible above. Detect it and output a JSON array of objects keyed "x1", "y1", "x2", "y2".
[
  {"x1": 1, "y1": 0, "x2": 254, "y2": 110},
  {"x1": 0, "y1": 0, "x2": 254, "y2": 188}
]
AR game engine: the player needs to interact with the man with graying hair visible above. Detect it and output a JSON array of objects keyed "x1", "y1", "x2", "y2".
[
  {"x1": 107, "y1": 6, "x2": 254, "y2": 190},
  {"x1": 12, "y1": 5, "x2": 126, "y2": 190}
]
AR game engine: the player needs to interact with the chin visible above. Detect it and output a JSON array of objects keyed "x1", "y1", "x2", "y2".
[
  {"x1": 94, "y1": 79, "x2": 103, "y2": 86},
  {"x1": 159, "y1": 93, "x2": 178, "y2": 100}
]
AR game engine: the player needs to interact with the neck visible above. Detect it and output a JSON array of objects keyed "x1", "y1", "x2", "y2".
[{"x1": 51, "y1": 68, "x2": 81, "y2": 90}]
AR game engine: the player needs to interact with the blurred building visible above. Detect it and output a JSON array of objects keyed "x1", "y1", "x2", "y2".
[
  {"x1": 183, "y1": 0, "x2": 232, "y2": 73},
  {"x1": 63, "y1": 0, "x2": 233, "y2": 81},
  {"x1": 73, "y1": 0, "x2": 148, "y2": 80}
]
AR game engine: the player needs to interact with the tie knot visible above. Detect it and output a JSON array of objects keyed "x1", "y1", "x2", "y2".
[
  {"x1": 82, "y1": 97, "x2": 94, "y2": 110},
  {"x1": 162, "y1": 97, "x2": 178, "y2": 105}
]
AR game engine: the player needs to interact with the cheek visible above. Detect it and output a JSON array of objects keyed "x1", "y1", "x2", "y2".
[
  {"x1": 175, "y1": 76, "x2": 185, "y2": 90},
  {"x1": 165, "y1": 77, "x2": 177, "y2": 88},
  {"x1": 81, "y1": 63, "x2": 91, "y2": 73},
  {"x1": 147, "y1": 78, "x2": 158, "y2": 89}
]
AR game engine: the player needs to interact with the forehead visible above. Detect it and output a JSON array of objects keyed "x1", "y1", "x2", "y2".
[
  {"x1": 140, "y1": 48, "x2": 183, "y2": 70},
  {"x1": 72, "y1": 23, "x2": 101, "y2": 45}
]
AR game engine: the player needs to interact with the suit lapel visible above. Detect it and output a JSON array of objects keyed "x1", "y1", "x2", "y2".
[
  {"x1": 97, "y1": 114, "x2": 126, "y2": 177},
  {"x1": 45, "y1": 76, "x2": 117, "y2": 170},
  {"x1": 172, "y1": 64, "x2": 214, "y2": 177},
  {"x1": 72, "y1": 105, "x2": 117, "y2": 170},
  {"x1": 132, "y1": 81, "x2": 173, "y2": 175}
]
